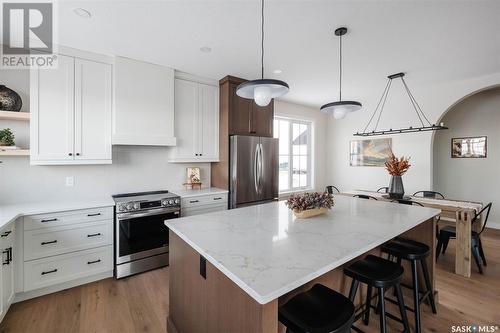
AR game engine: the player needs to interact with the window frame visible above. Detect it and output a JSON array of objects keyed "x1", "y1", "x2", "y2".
[{"x1": 274, "y1": 116, "x2": 313, "y2": 193}]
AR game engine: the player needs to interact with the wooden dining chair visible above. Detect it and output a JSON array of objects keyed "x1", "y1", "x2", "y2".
[
  {"x1": 436, "y1": 203, "x2": 492, "y2": 274},
  {"x1": 413, "y1": 191, "x2": 445, "y2": 199},
  {"x1": 377, "y1": 187, "x2": 389, "y2": 193},
  {"x1": 353, "y1": 194, "x2": 378, "y2": 200},
  {"x1": 326, "y1": 186, "x2": 340, "y2": 194}
]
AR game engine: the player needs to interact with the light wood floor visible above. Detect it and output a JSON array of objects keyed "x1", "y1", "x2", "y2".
[{"x1": 2, "y1": 229, "x2": 500, "y2": 333}]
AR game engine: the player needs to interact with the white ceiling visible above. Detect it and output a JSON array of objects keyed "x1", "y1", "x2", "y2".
[{"x1": 57, "y1": 0, "x2": 500, "y2": 108}]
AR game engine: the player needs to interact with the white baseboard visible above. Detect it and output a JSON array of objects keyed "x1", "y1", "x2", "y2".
[
  {"x1": 487, "y1": 222, "x2": 500, "y2": 230},
  {"x1": 14, "y1": 270, "x2": 113, "y2": 303}
]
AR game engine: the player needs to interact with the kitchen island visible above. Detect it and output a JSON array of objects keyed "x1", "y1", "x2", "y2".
[{"x1": 166, "y1": 195, "x2": 440, "y2": 333}]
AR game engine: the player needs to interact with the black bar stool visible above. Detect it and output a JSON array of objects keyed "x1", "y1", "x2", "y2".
[
  {"x1": 344, "y1": 255, "x2": 410, "y2": 333},
  {"x1": 278, "y1": 284, "x2": 355, "y2": 333},
  {"x1": 381, "y1": 237, "x2": 437, "y2": 333}
]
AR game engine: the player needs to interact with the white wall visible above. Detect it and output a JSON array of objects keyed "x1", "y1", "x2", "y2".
[
  {"x1": 433, "y1": 88, "x2": 500, "y2": 229},
  {"x1": 274, "y1": 100, "x2": 328, "y2": 193},
  {"x1": 326, "y1": 72, "x2": 500, "y2": 197}
]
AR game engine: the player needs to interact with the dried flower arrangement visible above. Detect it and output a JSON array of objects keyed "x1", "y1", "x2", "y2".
[
  {"x1": 385, "y1": 152, "x2": 411, "y2": 176},
  {"x1": 286, "y1": 192, "x2": 334, "y2": 218}
]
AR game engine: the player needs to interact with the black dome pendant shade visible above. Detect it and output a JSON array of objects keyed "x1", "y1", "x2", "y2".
[
  {"x1": 320, "y1": 27, "x2": 362, "y2": 119},
  {"x1": 236, "y1": 0, "x2": 289, "y2": 106}
]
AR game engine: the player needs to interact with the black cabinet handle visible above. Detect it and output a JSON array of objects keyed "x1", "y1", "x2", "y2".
[
  {"x1": 200, "y1": 153, "x2": 203, "y2": 156},
  {"x1": 41, "y1": 269, "x2": 58, "y2": 275},
  {"x1": 41, "y1": 218, "x2": 58, "y2": 223},
  {"x1": 8, "y1": 247, "x2": 12, "y2": 263},
  {"x1": 1, "y1": 231, "x2": 11, "y2": 237},
  {"x1": 87, "y1": 259, "x2": 101, "y2": 265},
  {"x1": 2, "y1": 249, "x2": 9, "y2": 265},
  {"x1": 41, "y1": 240, "x2": 58, "y2": 245},
  {"x1": 87, "y1": 233, "x2": 102, "y2": 238},
  {"x1": 213, "y1": 197, "x2": 222, "y2": 201},
  {"x1": 68, "y1": 153, "x2": 73, "y2": 156},
  {"x1": 189, "y1": 200, "x2": 199, "y2": 203},
  {"x1": 76, "y1": 153, "x2": 80, "y2": 156},
  {"x1": 199, "y1": 255, "x2": 206, "y2": 279},
  {"x1": 87, "y1": 213, "x2": 101, "y2": 217}
]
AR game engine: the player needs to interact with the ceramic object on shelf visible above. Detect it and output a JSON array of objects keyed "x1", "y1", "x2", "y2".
[
  {"x1": 388, "y1": 175, "x2": 405, "y2": 199},
  {"x1": 0, "y1": 85, "x2": 22, "y2": 111},
  {"x1": 293, "y1": 207, "x2": 329, "y2": 219}
]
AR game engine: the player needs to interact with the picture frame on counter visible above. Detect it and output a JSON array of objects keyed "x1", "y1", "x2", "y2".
[{"x1": 451, "y1": 136, "x2": 487, "y2": 158}]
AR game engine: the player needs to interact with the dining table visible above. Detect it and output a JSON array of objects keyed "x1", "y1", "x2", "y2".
[{"x1": 340, "y1": 190, "x2": 484, "y2": 278}]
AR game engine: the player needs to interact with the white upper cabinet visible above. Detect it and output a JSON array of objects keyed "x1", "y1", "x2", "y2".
[
  {"x1": 113, "y1": 57, "x2": 176, "y2": 146},
  {"x1": 169, "y1": 76, "x2": 219, "y2": 162},
  {"x1": 30, "y1": 48, "x2": 113, "y2": 165}
]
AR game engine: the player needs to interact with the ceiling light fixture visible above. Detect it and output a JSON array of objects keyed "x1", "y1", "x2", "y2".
[
  {"x1": 236, "y1": 0, "x2": 289, "y2": 107},
  {"x1": 354, "y1": 72, "x2": 448, "y2": 136},
  {"x1": 320, "y1": 27, "x2": 362, "y2": 119},
  {"x1": 73, "y1": 8, "x2": 92, "y2": 19}
]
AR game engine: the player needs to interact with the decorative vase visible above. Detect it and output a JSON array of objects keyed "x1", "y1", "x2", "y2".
[
  {"x1": 0, "y1": 85, "x2": 22, "y2": 111},
  {"x1": 293, "y1": 207, "x2": 329, "y2": 219},
  {"x1": 388, "y1": 176, "x2": 405, "y2": 199}
]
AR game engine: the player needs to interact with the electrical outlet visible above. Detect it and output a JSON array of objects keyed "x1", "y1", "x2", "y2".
[{"x1": 65, "y1": 176, "x2": 74, "y2": 187}]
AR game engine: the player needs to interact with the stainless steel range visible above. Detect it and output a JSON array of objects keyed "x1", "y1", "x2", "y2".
[{"x1": 112, "y1": 190, "x2": 180, "y2": 278}]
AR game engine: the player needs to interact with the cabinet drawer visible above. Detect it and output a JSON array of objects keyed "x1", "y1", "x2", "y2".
[
  {"x1": 24, "y1": 245, "x2": 112, "y2": 292},
  {"x1": 181, "y1": 204, "x2": 227, "y2": 217},
  {"x1": 181, "y1": 193, "x2": 228, "y2": 208},
  {"x1": 24, "y1": 221, "x2": 112, "y2": 261},
  {"x1": 0, "y1": 224, "x2": 15, "y2": 242},
  {"x1": 24, "y1": 207, "x2": 113, "y2": 231}
]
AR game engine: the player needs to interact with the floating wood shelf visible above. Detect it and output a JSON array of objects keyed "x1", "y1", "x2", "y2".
[
  {"x1": 0, "y1": 111, "x2": 30, "y2": 121},
  {"x1": 0, "y1": 149, "x2": 30, "y2": 156}
]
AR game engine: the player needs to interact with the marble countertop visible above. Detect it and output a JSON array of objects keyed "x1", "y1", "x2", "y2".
[
  {"x1": 173, "y1": 187, "x2": 228, "y2": 199},
  {"x1": 0, "y1": 197, "x2": 115, "y2": 229},
  {"x1": 166, "y1": 195, "x2": 440, "y2": 304}
]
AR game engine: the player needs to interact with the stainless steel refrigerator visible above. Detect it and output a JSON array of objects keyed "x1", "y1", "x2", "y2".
[{"x1": 230, "y1": 135, "x2": 279, "y2": 208}]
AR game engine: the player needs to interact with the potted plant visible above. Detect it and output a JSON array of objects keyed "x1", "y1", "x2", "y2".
[
  {"x1": 0, "y1": 128, "x2": 15, "y2": 147},
  {"x1": 385, "y1": 152, "x2": 411, "y2": 199},
  {"x1": 285, "y1": 192, "x2": 334, "y2": 219}
]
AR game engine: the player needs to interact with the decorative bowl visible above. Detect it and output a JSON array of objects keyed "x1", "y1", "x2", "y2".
[{"x1": 293, "y1": 207, "x2": 329, "y2": 219}]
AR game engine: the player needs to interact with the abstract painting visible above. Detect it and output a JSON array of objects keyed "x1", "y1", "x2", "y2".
[
  {"x1": 350, "y1": 138, "x2": 392, "y2": 167},
  {"x1": 452, "y1": 136, "x2": 487, "y2": 158}
]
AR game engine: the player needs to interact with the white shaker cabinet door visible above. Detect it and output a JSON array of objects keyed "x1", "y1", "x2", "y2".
[
  {"x1": 30, "y1": 54, "x2": 75, "y2": 162},
  {"x1": 199, "y1": 83, "x2": 219, "y2": 160},
  {"x1": 74, "y1": 59, "x2": 112, "y2": 162},
  {"x1": 173, "y1": 78, "x2": 199, "y2": 159}
]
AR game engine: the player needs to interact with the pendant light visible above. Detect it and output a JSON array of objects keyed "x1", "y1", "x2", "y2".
[
  {"x1": 236, "y1": 0, "x2": 289, "y2": 106},
  {"x1": 320, "y1": 27, "x2": 362, "y2": 119}
]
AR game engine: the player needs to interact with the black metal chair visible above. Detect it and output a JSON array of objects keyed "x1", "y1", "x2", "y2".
[
  {"x1": 278, "y1": 284, "x2": 355, "y2": 333},
  {"x1": 377, "y1": 187, "x2": 389, "y2": 193},
  {"x1": 412, "y1": 191, "x2": 445, "y2": 199},
  {"x1": 344, "y1": 255, "x2": 410, "y2": 333},
  {"x1": 353, "y1": 194, "x2": 378, "y2": 200},
  {"x1": 381, "y1": 238, "x2": 437, "y2": 333},
  {"x1": 391, "y1": 199, "x2": 424, "y2": 207},
  {"x1": 326, "y1": 186, "x2": 340, "y2": 194},
  {"x1": 436, "y1": 203, "x2": 492, "y2": 274}
]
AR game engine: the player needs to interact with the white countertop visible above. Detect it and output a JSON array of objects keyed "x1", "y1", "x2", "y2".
[
  {"x1": 173, "y1": 187, "x2": 228, "y2": 199},
  {"x1": 0, "y1": 197, "x2": 115, "y2": 229},
  {"x1": 166, "y1": 195, "x2": 440, "y2": 305}
]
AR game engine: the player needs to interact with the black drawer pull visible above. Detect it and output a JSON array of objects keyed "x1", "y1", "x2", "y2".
[
  {"x1": 41, "y1": 240, "x2": 58, "y2": 245},
  {"x1": 1, "y1": 231, "x2": 11, "y2": 237},
  {"x1": 190, "y1": 200, "x2": 199, "y2": 203},
  {"x1": 2, "y1": 249, "x2": 9, "y2": 265},
  {"x1": 87, "y1": 233, "x2": 102, "y2": 238},
  {"x1": 87, "y1": 259, "x2": 101, "y2": 265},
  {"x1": 41, "y1": 218, "x2": 58, "y2": 223},
  {"x1": 41, "y1": 269, "x2": 58, "y2": 275},
  {"x1": 213, "y1": 197, "x2": 222, "y2": 200},
  {"x1": 87, "y1": 213, "x2": 101, "y2": 217}
]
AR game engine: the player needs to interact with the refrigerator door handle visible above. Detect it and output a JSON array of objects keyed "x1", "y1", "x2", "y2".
[
  {"x1": 254, "y1": 144, "x2": 259, "y2": 194},
  {"x1": 258, "y1": 143, "x2": 264, "y2": 193}
]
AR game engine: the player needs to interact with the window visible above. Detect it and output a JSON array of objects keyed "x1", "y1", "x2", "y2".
[{"x1": 273, "y1": 117, "x2": 312, "y2": 192}]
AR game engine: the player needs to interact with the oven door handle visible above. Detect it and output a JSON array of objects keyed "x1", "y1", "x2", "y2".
[{"x1": 116, "y1": 207, "x2": 180, "y2": 220}]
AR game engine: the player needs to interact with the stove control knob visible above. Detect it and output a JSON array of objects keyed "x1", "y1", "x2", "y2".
[
  {"x1": 126, "y1": 204, "x2": 133, "y2": 211},
  {"x1": 168, "y1": 200, "x2": 174, "y2": 205},
  {"x1": 161, "y1": 200, "x2": 167, "y2": 207},
  {"x1": 133, "y1": 203, "x2": 140, "y2": 210},
  {"x1": 118, "y1": 205, "x2": 124, "y2": 212},
  {"x1": 174, "y1": 198, "x2": 180, "y2": 205}
]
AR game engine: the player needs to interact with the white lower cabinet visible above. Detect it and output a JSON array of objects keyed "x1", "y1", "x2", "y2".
[
  {"x1": 0, "y1": 224, "x2": 15, "y2": 320},
  {"x1": 181, "y1": 193, "x2": 228, "y2": 217}
]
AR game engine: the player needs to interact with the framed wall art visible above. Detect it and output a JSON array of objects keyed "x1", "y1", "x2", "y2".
[
  {"x1": 451, "y1": 136, "x2": 487, "y2": 158},
  {"x1": 349, "y1": 138, "x2": 392, "y2": 167}
]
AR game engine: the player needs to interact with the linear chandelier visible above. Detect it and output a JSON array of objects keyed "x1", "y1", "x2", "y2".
[{"x1": 354, "y1": 72, "x2": 448, "y2": 137}]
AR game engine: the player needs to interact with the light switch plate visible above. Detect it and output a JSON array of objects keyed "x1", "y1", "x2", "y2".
[{"x1": 65, "y1": 176, "x2": 74, "y2": 187}]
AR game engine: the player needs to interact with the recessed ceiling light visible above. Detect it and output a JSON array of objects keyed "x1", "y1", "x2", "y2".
[
  {"x1": 73, "y1": 8, "x2": 92, "y2": 19},
  {"x1": 200, "y1": 46, "x2": 212, "y2": 53},
  {"x1": 273, "y1": 69, "x2": 283, "y2": 74}
]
